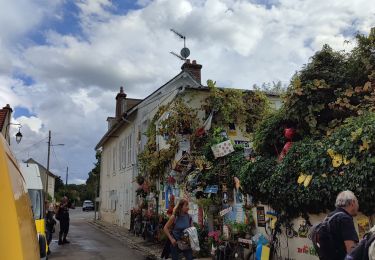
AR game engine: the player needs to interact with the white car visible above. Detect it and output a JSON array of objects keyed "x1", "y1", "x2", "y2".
[{"x1": 82, "y1": 200, "x2": 94, "y2": 211}]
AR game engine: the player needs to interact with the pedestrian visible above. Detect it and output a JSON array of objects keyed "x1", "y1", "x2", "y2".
[
  {"x1": 318, "y1": 190, "x2": 359, "y2": 260},
  {"x1": 45, "y1": 202, "x2": 56, "y2": 254},
  {"x1": 57, "y1": 196, "x2": 74, "y2": 245},
  {"x1": 368, "y1": 225, "x2": 375, "y2": 260},
  {"x1": 163, "y1": 199, "x2": 193, "y2": 260}
]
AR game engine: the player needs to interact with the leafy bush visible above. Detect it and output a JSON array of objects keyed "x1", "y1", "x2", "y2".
[{"x1": 241, "y1": 113, "x2": 375, "y2": 218}]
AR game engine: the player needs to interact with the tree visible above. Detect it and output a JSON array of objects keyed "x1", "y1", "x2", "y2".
[
  {"x1": 54, "y1": 176, "x2": 64, "y2": 193},
  {"x1": 86, "y1": 151, "x2": 101, "y2": 201}
]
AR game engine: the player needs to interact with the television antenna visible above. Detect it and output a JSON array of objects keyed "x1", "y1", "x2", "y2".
[{"x1": 170, "y1": 28, "x2": 190, "y2": 60}]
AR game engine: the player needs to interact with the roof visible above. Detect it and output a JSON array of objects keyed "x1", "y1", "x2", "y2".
[
  {"x1": 95, "y1": 71, "x2": 203, "y2": 150},
  {"x1": 25, "y1": 158, "x2": 58, "y2": 178},
  {"x1": 0, "y1": 106, "x2": 11, "y2": 132}
]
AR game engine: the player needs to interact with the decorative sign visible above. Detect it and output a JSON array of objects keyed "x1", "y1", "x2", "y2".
[
  {"x1": 238, "y1": 238, "x2": 252, "y2": 245},
  {"x1": 297, "y1": 245, "x2": 318, "y2": 256},
  {"x1": 256, "y1": 206, "x2": 266, "y2": 227},
  {"x1": 204, "y1": 185, "x2": 219, "y2": 194},
  {"x1": 223, "y1": 225, "x2": 229, "y2": 240},
  {"x1": 219, "y1": 206, "x2": 233, "y2": 217},
  {"x1": 211, "y1": 140, "x2": 234, "y2": 158}
]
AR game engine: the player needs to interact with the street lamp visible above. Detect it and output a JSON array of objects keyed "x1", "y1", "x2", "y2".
[{"x1": 5, "y1": 123, "x2": 23, "y2": 145}]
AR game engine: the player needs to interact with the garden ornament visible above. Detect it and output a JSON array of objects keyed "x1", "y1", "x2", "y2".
[{"x1": 278, "y1": 127, "x2": 295, "y2": 161}]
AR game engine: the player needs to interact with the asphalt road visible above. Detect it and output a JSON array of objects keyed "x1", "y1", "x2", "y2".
[{"x1": 49, "y1": 207, "x2": 145, "y2": 260}]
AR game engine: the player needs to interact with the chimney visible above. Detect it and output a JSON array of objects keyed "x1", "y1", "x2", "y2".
[
  {"x1": 115, "y1": 86, "x2": 127, "y2": 119},
  {"x1": 181, "y1": 59, "x2": 203, "y2": 84}
]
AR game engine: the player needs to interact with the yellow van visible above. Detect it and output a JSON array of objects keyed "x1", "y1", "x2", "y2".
[
  {"x1": 20, "y1": 162, "x2": 49, "y2": 259},
  {"x1": 0, "y1": 134, "x2": 39, "y2": 260}
]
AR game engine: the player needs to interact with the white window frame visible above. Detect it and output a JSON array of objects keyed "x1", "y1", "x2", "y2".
[
  {"x1": 112, "y1": 146, "x2": 116, "y2": 175},
  {"x1": 127, "y1": 134, "x2": 132, "y2": 165},
  {"x1": 121, "y1": 138, "x2": 126, "y2": 169}
]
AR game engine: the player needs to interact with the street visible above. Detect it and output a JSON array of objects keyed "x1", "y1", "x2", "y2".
[{"x1": 49, "y1": 208, "x2": 145, "y2": 260}]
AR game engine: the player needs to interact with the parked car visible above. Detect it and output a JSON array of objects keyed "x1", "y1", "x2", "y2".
[
  {"x1": 20, "y1": 163, "x2": 49, "y2": 259},
  {"x1": 82, "y1": 200, "x2": 94, "y2": 211}
]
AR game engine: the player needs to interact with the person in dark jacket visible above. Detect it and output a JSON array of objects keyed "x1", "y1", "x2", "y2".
[
  {"x1": 323, "y1": 190, "x2": 359, "y2": 260},
  {"x1": 58, "y1": 196, "x2": 74, "y2": 245}
]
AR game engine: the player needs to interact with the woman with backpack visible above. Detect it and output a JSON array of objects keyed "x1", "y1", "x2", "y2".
[{"x1": 163, "y1": 199, "x2": 193, "y2": 260}]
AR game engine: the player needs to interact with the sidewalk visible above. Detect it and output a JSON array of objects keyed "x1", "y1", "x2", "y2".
[{"x1": 87, "y1": 219, "x2": 211, "y2": 260}]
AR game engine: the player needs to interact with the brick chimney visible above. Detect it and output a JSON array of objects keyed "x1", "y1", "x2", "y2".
[
  {"x1": 115, "y1": 86, "x2": 127, "y2": 119},
  {"x1": 181, "y1": 59, "x2": 202, "y2": 84}
]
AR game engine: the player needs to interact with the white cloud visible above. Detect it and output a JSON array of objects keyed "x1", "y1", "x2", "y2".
[{"x1": 1, "y1": 0, "x2": 375, "y2": 182}]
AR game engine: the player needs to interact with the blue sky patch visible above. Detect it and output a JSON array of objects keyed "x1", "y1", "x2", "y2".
[
  {"x1": 14, "y1": 107, "x2": 36, "y2": 118},
  {"x1": 13, "y1": 71, "x2": 35, "y2": 86}
]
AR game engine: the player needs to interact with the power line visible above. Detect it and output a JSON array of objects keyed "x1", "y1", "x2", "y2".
[{"x1": 14, "y1": 136, "x2": 48, "y2": 155}]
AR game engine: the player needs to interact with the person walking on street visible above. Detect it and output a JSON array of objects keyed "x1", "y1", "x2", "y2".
[
  {"x1": 320, "y1": 190, "x2": 359, "y2": 260},
  {"x1": 57, "y1": 196, "x2": 74, "y2": 245},
  {"x1": 163, "y1": 199, "x2": 193, "y2": 260}
]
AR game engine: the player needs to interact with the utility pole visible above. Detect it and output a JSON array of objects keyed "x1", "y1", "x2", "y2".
[
  {"x1": 65, "y1": 166, "x2": 69, "y2": 186},
  {"x1": 45, "y1": 130, "x2": 51, "y2": 197}
]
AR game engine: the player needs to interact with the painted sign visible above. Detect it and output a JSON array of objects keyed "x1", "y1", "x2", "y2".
[
  {"x1": 257, "y1": 206, "x2": 266, "y2": 227},
  {"x1": 297, "y1": 245, "x2": 318, "y2": 256},
  {"x1": 211, "y1": 140, "x2": 234, "y2": 158},
  {"x1": 219, "y1": 206, "x2": 233, "y2": 217},
  {"x1": 238, "y1": 238, "x2": 252, "y2": 245}
]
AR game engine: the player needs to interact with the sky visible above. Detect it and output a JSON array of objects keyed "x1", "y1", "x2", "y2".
[{"x1": 0, "y1": 0, "x2": 374, "y2": 184}]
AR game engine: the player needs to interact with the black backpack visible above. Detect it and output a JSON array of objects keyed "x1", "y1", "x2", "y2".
[
  {"x1": 345, "y1": 231, "x2": 375, "y2": 260},
  {"x1": 310, "y1": 212, "x2": 346, "y2": 259}
]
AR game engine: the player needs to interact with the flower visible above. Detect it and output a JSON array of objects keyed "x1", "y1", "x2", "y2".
[
  {"x1": 327, "y1": 148, "x2": 335, "y2": 158},
  {"x1": 321, "y1": 173, "x2": 328, "y2": 178},
  {"x1": 359, "y1": 139, "x2": 370, "y2": 152},
  {"x1": 332, "y1": 154, "x2": 343, "y2": 168},
  {"x1": 297, "y1": 173, "x2": 307, "y2": 184}
]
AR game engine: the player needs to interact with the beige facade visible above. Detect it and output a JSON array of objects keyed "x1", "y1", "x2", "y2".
[{"x1": 96, "y1": 68, "x2": 203, "y2": 228}]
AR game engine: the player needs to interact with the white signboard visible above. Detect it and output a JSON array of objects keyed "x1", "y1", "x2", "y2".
[
  {"x1": 211, "y1": 140, "x2": 234, "y2": 158},
  {"x1": 219, "y1": 206, "x2": 232, "y2": 217}
]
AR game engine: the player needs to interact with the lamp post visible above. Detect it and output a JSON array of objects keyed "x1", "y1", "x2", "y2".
[
  {"x1": 45, "y1": 130, "x2": 64, "y2": 199},
  {"x1": 5, "y1": 123, "x2": 23, "y2": 145}
]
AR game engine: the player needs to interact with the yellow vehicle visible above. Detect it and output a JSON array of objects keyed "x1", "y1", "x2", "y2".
[
  {"x1": 20, "y1": 162, "x2": 49, "y2": 259},
  {"x1": 0, "y1": 134, "x2": 39, "y2": 260}
]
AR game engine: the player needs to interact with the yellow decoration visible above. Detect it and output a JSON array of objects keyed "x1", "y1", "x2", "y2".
[
  {"x1": 359, "y1": 139, "x2": 370, "y2": 152},
  {"x1": 327, "y1": 148, "x2": 335, "y2": 158},
  {"x1": 332, "y1": 154, "x2": 343, "y2": 168},
  {"x1": 297, "y1": 173, "x2": 307, "y2": 184},
  {"x1": 303, "y1": 175, "x2": 313, "y2": 187}
]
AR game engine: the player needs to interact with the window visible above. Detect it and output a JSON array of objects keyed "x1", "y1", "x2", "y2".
[
  {"x1": 106, "y1": 150, "x2": 110, "y2": 176},
  {"x1": 127, "y1": 134, "x2": 132, "y2": 165},
  {"x1": 121, "y1": 138, "x2": 126, "y2": 169},
  {"x1": 112, "y1": 146, "x2": 116, "y2": 175},
  {"x1": 118, "y1": 141, "x2": 122, "y2": 171},
  {"x1": 110, "y1": 190, "x2": 117, "y2": 211}
]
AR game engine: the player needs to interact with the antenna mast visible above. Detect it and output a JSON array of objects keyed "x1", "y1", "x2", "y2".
[{"x1": 170, "y1": 28, "x2": 190, "y2": 60}]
